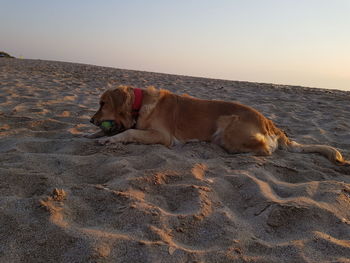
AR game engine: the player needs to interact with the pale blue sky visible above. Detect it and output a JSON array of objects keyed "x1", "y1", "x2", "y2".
[{"x1": 1, "y1": 0, "x2": 349, "y2": 90}]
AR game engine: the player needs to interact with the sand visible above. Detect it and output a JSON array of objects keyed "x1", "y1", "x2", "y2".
[{"x1": 0, "y1": 58, "x2": 350, "y2": 263}]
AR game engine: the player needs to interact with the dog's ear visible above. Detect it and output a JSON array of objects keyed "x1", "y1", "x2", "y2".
[{"x1": 108, "y1": 88, "x2": 128, "y2": 111}]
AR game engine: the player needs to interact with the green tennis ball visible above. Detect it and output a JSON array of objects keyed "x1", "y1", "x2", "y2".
[
  {"x1": 101, "y1": 121, "x2": 113, "y2": 129},
  {"x1": 100, "y1": 120, "x2": 124, "y2": 136}
]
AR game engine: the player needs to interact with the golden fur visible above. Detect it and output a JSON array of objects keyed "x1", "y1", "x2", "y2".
[{"x1": 88, "y1": 85, "x2": 348, "y2": 165}]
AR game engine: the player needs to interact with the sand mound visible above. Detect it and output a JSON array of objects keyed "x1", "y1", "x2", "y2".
[{"x1": 1, "y1": 59, "x2": 350, "y2": 262}]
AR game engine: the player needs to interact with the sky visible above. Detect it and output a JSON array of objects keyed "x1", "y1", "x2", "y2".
[{"x1": 1, "y1": 0, "x2": 349, "y2": 91}]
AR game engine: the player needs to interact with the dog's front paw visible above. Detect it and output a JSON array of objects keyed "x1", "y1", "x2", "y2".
[{"x1": 98, "y1": 137, "x2": 114, "y2": 145}]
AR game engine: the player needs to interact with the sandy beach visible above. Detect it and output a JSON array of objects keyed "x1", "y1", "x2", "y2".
[{"x1": 1, "y1": 58, "x2": 350, "y2": 262}]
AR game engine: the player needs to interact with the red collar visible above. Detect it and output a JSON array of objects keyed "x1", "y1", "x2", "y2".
[{"x1": 132, "y1": 88, "x2": 143, "y2": 116}]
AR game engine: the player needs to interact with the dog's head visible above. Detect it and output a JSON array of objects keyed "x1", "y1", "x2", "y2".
[{"x1": 90, "y1": 86, "x2": 135, "y2": 132}]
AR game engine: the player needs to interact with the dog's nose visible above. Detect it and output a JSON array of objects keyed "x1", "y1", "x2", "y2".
[{"x1": 90, "y1": 118, "x2": 94, "y2": 124}]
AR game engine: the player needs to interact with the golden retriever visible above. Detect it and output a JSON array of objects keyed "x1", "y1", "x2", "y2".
[{"x1": 88, "y1": 85, "x2": 348, "y2": 165}]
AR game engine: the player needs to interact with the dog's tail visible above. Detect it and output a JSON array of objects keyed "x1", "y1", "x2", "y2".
[{"x1": 277, "y1": 132, "x2": 349, "y2": 165}]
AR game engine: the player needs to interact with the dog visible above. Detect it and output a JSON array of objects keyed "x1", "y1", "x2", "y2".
[{"x1": 88, "y1": 85, "x2": 348, "y2": 165}]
